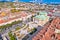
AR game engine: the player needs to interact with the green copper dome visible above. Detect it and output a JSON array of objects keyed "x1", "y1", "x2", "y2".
[
  {"x1": 35, "y1": 15, "x2": 48, "y2": 21},
  {"x1": 39, "y1": 11, "x2": 47, "y2": 15}
]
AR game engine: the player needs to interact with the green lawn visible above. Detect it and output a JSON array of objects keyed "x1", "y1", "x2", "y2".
[{"x1": 15, "y1": 27, "x2": 20, "y2": 31}]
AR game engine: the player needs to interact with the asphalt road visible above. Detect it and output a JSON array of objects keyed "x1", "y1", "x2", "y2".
[{"x1": 28, "y1": 26, "x2": 43, "y2": 40}]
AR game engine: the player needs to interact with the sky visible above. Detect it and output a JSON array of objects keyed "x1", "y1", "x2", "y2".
[{"x1": 0, "y1": 0, "x2": 60, "y2": 4}]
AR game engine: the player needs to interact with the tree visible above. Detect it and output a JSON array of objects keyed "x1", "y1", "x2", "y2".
[{"x1": 8, "y1": 32, "x2": 16, "y2": 40}]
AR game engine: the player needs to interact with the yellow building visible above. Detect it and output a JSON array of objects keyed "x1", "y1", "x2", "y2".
[{"x1": 1, "y1": 12, "x2": 6, "y2": 16}]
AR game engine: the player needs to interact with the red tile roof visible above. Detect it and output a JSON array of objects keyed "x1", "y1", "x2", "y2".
[
  {"x1": 32, "y1": 17, "x2": 60, "y2": 40},
  {"x1": 0, "y1": 11, "x2": 28, "y2": 24},
  {"x1": 0, "y1": 20, "x2": 4, "y2": 23}
]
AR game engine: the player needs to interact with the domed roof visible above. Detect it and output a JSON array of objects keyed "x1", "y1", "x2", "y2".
[
  {"x1": 38, "y1": 11, "x2": 47, "y2": 16},
  {"x1": 35, "y1": 15, "x2": 48, "y2": 21}
]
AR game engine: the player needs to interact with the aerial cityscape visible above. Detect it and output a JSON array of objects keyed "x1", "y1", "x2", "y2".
[{"x1": 0, "y1": 0, "x2": 60, "y2": 40}]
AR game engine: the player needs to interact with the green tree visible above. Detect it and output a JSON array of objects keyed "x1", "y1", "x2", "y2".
[{"x1": 8, "y1": 32, "x2": 16, "y2": 40}]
